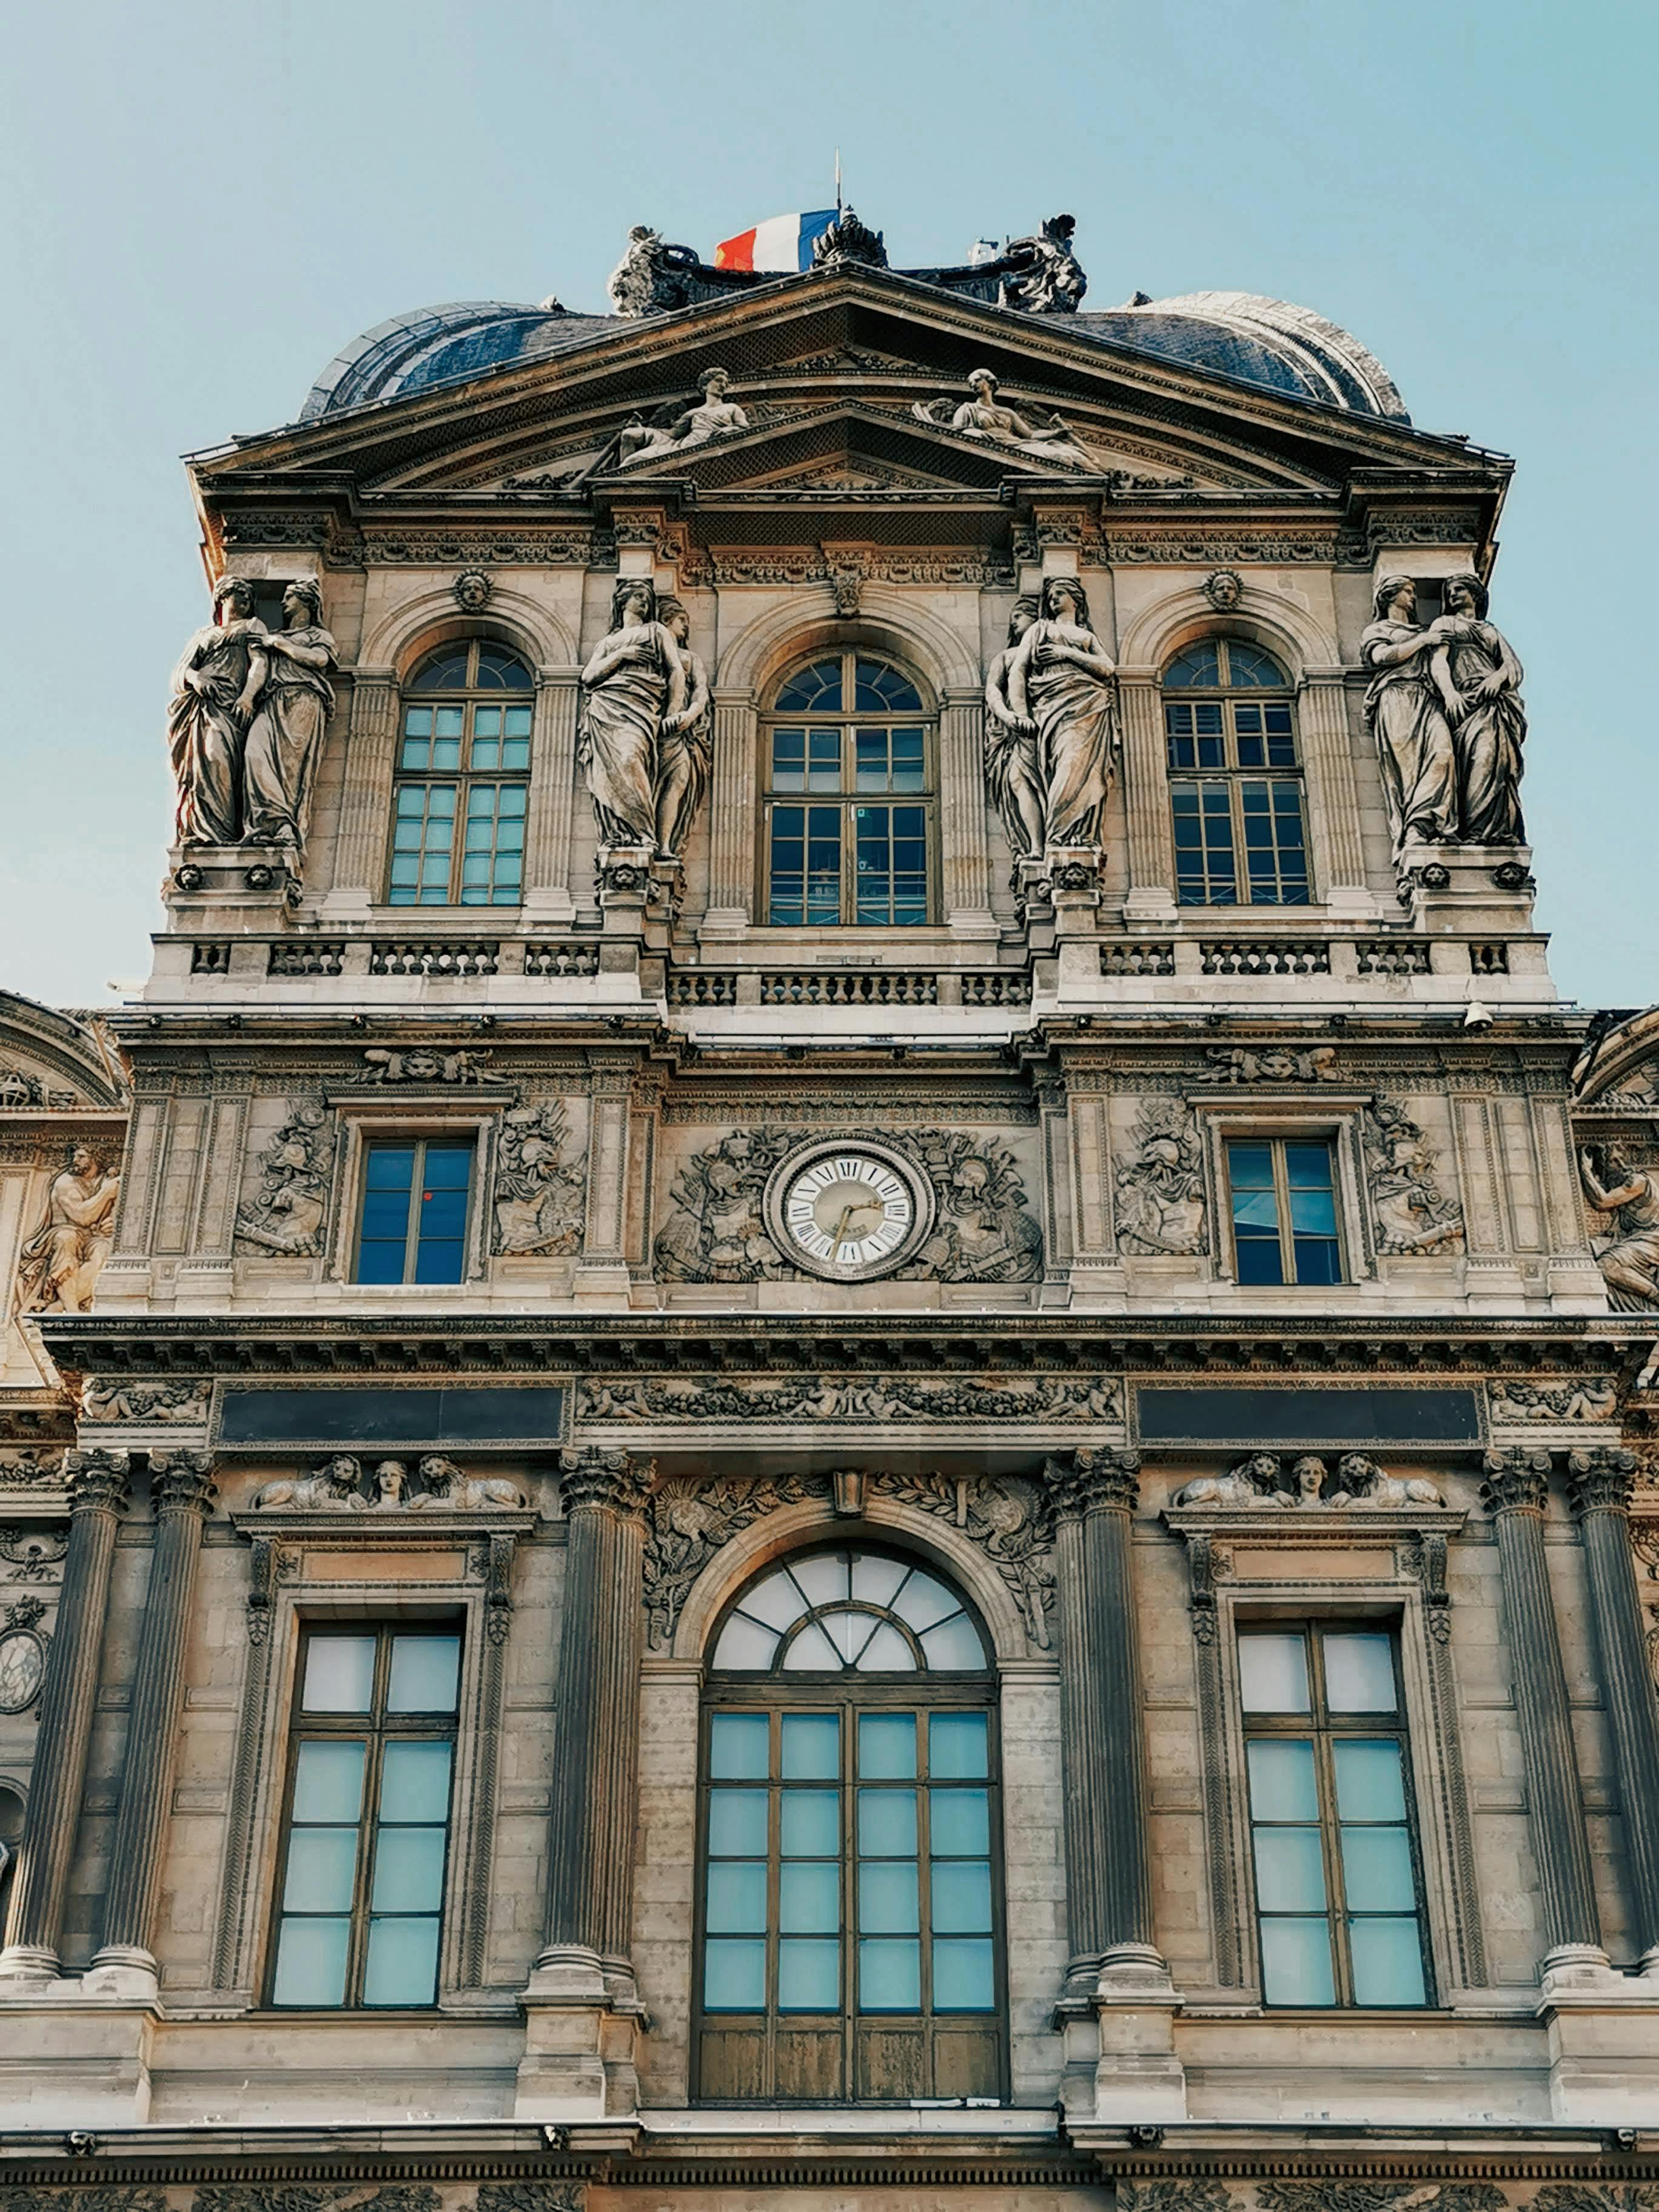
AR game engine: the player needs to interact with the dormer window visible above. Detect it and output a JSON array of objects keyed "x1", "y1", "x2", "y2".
[
  {"x1": 1163, "y1": 640, "x2": 1309, "y2": 906},
  {"x1": 388, "y1": 642, "x2": 532, "y2": 905},
  {"x1": 763, "y1": 654, "x2": 936, "y2": 927}
]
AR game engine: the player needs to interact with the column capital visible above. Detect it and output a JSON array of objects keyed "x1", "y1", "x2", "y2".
[
  {"x1": 1566, "y1": 1446, "x2": 1640, "y2": 1519},
  {"x1": 149, "y1": 1450, "x2": 218, "y2": 1518},
  {"x1": 559, "y1": 1446, "x2": 654, "y2": 1519},
  {"x1": 1048, "y1": 1446, "x2": 1141, "y2": 1518},
  {"x1": 1481, "y1": 1446, "x2": 1553, "y2": 1515},
  {"x1": 65, "y1": 1449, "x2": 131, "y2": 1515}
]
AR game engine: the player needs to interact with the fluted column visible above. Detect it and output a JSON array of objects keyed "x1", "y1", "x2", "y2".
[
  {"x1": 0, "y1": 1450, "x2": 129, "y2": 1982},
  {"x1": 86, "y1": 1451, "x2": 217, "y2": 1992},
  {"x1": 534, "y1": 1446, "x2": 653, "y2": 1999},
  {"x1": 1297, "y1": 671, "x2": 1368, "y2": 902},
  {"x1": 1481, "y1": 1449, "x2": 1606, "y2": 1969},
  {"x1": 702, "y1": 689, "x2": 757, "y2": 934},
  {"x1": 940, "y1": 688, "x2": 994, "y2": 931},
  {"x1": 525, "y1": 666, "x2": 581, "y2": 921},
  {"x1": 1117, "y1": 671, "x2": 1176, "y2": 920},
  {"x1": 327, "y1": 666, "x2": 399, "y2": 900},
  {"x1": 1567, "y1": 1449, "x2": 1659, "y2": 1968},
  {"x1": 1050, "y1": 1447, "x2": 1164, "y2": 1990}
]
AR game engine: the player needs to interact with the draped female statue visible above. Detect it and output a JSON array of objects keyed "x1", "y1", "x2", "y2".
[
  {"x1": 243, "y1": 580, "x2": 338, "y2": 853},
  {"x1": 1361, "y1": 574, "x2": 1458, "y2": 862},
  {"x1": 654, "y1": 595, "x2": 712, "y2": 859},
  {"x1": 1430, "y1": 572, "x2": 1527, "y2": 845},
  {"x1": 1001, "y1": 575, "x2": 1120, "y2": 850},
  {"x1": 166, "y1": 575, "x2": 267, "y2": 846},
  {"x1": 578, "y1": 578, "x2": 686, "y2": 847},
  {"x1": 983, "y1": 595, "x2": 1045, "y2": 859}
]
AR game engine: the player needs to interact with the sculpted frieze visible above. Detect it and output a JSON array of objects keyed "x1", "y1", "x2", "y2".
[
  {"x1": 1197, "y1": 1045, "x2": 1338, "y2": 1085},
  {"x1": 251, "y1": 1454, "x2": 528, "y2": 1513},
  {"x1": 0, "y1": 1450, "x2": 65, "y2": 1487},
  {"x1": 1580, "y1": 1142, "x2": 1659, "y2": 1310},
  {"x1": 81, "y1": 1378, "x2": 209, "y2": 1424},
  {"x1": 1115, "y1": 1098, "x2": 1208, "y2": 1256},
  {"x1": 580, "y1": 1370, "x2": 1121, "y2": 1427},
  {"x1": 493, "y1": 1100, "x2": 585, "y2": 1257},
  {"x1": 1363, "y1": 1098, "x2": 1464, "y2": 1256},
  {"x1": 1173, "y1": 1453, "x2": 1444, "y2": 1511},
  {"x1": 1488, "y1": 1376, "x2": 1620, "y2": 1424},
  {"x1": 12, "y1": 1141, "x2": 120, "y2": 1315},
  {"x1": 234, "y1": 1102, "x2": 333, "y2": 1257},
  {"x1": 361, "y1": 1047, "x2": 506, "y2": 1086}
]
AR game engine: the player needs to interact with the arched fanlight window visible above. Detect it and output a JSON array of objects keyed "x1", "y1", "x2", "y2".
[
  {"x1": 1162, "y1": 637, "x2": 1309, "y2": 907},
  {"x1": 388, "y1": 640, "x2": 532, "y2": 905},
  {"x1": 699, "y1": 1544, "x2": 1002, "y2": 2104}
]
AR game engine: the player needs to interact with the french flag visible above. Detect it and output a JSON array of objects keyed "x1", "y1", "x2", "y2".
[{"x1": 714, "y1": 209, "x2": 838, "y2": 274}]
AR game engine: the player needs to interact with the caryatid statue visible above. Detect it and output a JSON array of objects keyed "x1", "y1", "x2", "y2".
[
  {"x1": 984, "y1": 595, "x2": 1045, "y2": 860},
  {"x1": 998, "y1": 575, "x2": 1121, "y2": 851},
  {"x1": 167, "y1": 575, "x2": 269, "y2": 846},
  {"x1": 1429, "y1": 571, "x2": 1527, "y2": 845},
  {"x1": 242, "y1": 580, "x2": 338, "y2": 853},
  {"x1": 654, "y1": 595, "x2": 712, "y2": 859},
  {"x1": 577, "y1": 578, "x2": 686, "y2": 850},
  {"x1": 13, "y1": 1144, "x2": 121, "y2": 1316},
  {"x1": 1361, "y1": 574, "x2": 1458, "y2": 863}
]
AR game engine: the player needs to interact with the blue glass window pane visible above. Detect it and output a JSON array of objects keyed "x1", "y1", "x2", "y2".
[
  {"x1": 859, "y1": 1862, "x2": 919, "y2": 1933},
  {"x1": 859, "y1": 1714, "x2": 917, "y2": 1778},
  {"x1": 1246, "y1": 1740, "x2": 1319, "y2": 1821},
  {"x1": 858, "y1": 1937, "x2": 920, "y2": 2011},
  {"x1": 475, "y1": 645, "x2": 532, "y2": 689},
  {"x1": 855, "y1": 659, "x2": 923, "y2": 712},
  {"x1": 378, "y1": 1741, "x2": 452, "y2": 1823},
  {"x1": 857, "y1": 1789, "x2": 917, "y2": 1856},
  {"x1": 1289, "y1": 1187, "x2": 1338, "y2": 1235},
  {"x1": 808, "y1": 730, "x2": 842, "y2": 790},
  {"x1": 928, "y1": 1713, "x2": 988, "y2": 1778},
  {"x1": 928, "y1": 1788, "x2": 990, "y2": 1857},
  {"x1": 1236, "y1": 1238, "x2": 1287, "y2": 1285},
  {"x1": 1253, "y1": 1828, "x2": 1328, "y2": 1912},
  {"x1": 411, "y1": 649, "x2": 469, "y2": 691},
  {"x1": 771, "y1": 729, "x2": 806, "y2": 789},
  {"x1": 272, "y1": 1915, "x2": 350, "y2": 2006},
  {"x1": 782, "y1": 1789, "x2": 839, "y2": 1857},
  {"x1": 366, "y1": 1147, "x2": 415, "y2": 1190},
  {"x1": 370, "y1": 1826, "x2": 446, "y2": 1912},
  {"x1": 780, "y1": 1862, "x2": 839, "y2": 1932},
  {"x1": 356, "y1": 1242, "x2": 409, "y2": 1285},
  {"x1": 706, "y1": 1861, "x2": 766, "y2": 1932},
  {"x1": 1339, "y1": 1827, "x2": 1416, "y2": 1913},
  {"x1": 292, "y1": 1740, "x2": 367, "y2": 1823},
  {"x1": 930, "y1": 1859, "x2": 992, "y2": 1932},
  {"x1": 855, "y1": 730, "x2": 890, "y2": 790},
  {"x1": 1163, "y1": 643, "x2": 1221, "y2": 688},
  {"x1": 362, "y1": 1914, "x2": 440, "y2": 2005},
  {"x1": 1333, "y1": 1740, "x2": 1408, "y2": 1822},
  {"x1": 890, "y1": 728, "x2": 925, "y2": 791},
  {"x1": 711, "y1": 1714, "x2": 770, "y2": 1778},
  {"x1": 704, "y1": 1937, "x2": 765, "y2": 2010},
  {"x1": 1241, "y1": 1634, "x2": 1313, "y2": 1715},
  {"x1": 779, "y1": 1937, "x2": 839, "y2": 2010},
  {"x1": 387, "y1": 1636, "x2": 460, "y2": 1714},
  {"x1": 782, "y1": 1713, "x2": 840, "y2": 1780},
  {"x1": 1324, "y1": 1635, "x2": 1397, "y2": 1714},
  {"x1": 1260, "y1": 1916, "x2": 1336, "y2": 2005},
  {"x1": 413, "y1": 1241, "x2": 465, "y2": 1285},
  {"x1": 775, "y1": 659, "x2": 842, "y2": 712},
  {"x1": 1285, "y1": 1144, "x2": 1333, "y2": 1187},
  {"x1": 1292, "y1": 1239, "x2": 1342, "y2": 1284},
  {"x1": 932, "y1": 1936, "x2": 994, "y2": 2010},
  {"x1": 708, "y1": 1789, "x2": 768, "y2": 1855},
  {"x1": 1348, "y1": 1917, "x2": 1426, "y2": 2006},
  {"x1": 284, "y1": 1828, "x2": 359, "y2": 1912},
  {"x1": 1226, "y1": 642, "x2": 1287, "y2": 687},
  {"x1": 303, "y1": 1636, "x2": 376, "y2": 1713}
]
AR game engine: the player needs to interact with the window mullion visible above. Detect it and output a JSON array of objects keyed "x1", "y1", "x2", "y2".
[
  {"x1": 1315, "y1": 1729, "x2": 1353, "y2": 2007},
  {"x1": 1273, "y1": 1142, "x2": 1295, "y2": 1282},
  {"x1": 348, "y1": 1727, "x2": 384, "y2": 2008}
]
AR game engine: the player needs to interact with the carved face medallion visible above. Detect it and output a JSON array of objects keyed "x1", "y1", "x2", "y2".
[{"x1": 767, "y1": 1142, "x2": 931, "y2": 1282}]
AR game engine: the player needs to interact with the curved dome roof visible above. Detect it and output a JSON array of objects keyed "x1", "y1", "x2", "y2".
[{"x1": 300, "y1": 283, "x2": 1407, "y2": 423}]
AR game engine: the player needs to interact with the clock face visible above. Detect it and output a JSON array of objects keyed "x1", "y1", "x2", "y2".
[{"x1": 779, "y1": 1150, "x2": 919, "y2": 1277}]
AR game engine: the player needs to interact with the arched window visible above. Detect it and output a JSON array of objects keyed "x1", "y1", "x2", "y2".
[
  {"x1": 699, "y1": 1544, "x2": 1003, "y2": 2103},
  {"x1": 762, "y1": 653, "x2": 935, "y2": 927},
  {"x1": 389, "y1": 641, "x2": 532, "y2": 905},
  {"x1": 1163, "y1": 638, "x2": 1310, "y2": 906}
]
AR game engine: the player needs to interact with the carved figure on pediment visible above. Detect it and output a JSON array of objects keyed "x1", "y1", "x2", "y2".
[
  {"x1": 1362, "y1": 574, "x2": 1458, "y2": 864},
  {"x1": 984, "y1": 595, "x2": 1045, "y2": 861},
  {"x1": 1173, "y1": 1456, "x2": 1292, "y2": 1510},
  {"x1": 493, "y1": 1101, "x2": 584, "y2": 1256},
  {"x1": 1363, "y1": 1099, "x2": 1464, "y2": 1255},
  {"x1": 1115, "y1": 1100, "x2": 1208, "y2": 1256},
  {"x1": 998, "y1": 213, "x2": 1087, "y2": 313},
  {"x1": 654, "y1": 1127, "x2": 795, "y2": 1281},
  {"x1": 1581, "y1": 1145, "x2": 1659, "y2": 1310},
  {"x1": 1001, "y1": 575, "x2": 1120, "y2": 852},
  {"x1": 412, "y1": 1455, "x2": 528, "y2": 1510},
  {"x1": 1429, "y1": 571, "x2": 1527, "y2": 845},
  {"x1": 617, "y1": 367, "x2": 749, "y2": 468},
  {"x1": 13, "y1": 1144, "x2": 119, "y2": 1316},
  {"x1": 252, "y1": 1456, "x2": 369, "y2": 1511},
  {"x1": 912, "y1": 367, "x2": 1089, "y2": 469},
  {"x1": 1320, "y1": 1453, "x2": 1443, "y2": 1509},
  {"x1": 234, "y1": 1102, "x2": 332, "y2": 1256},
  {"x1": 241, "y1": 580, "x2": 337, "y2": 858},
  {"x1": 608, "y1": 225, "x2": 722, "y2": 317},
  {"x1": 578, "y1": 578, "x2": 686, "y2": 850},
  {"x1": 899, "y1": 1130, "x2": 1042, "y2": 1284},
  {"x1": 167, "y1": 575, "x2": 269, "y2": 846},
  {"x1": 654, "y1": 595, "x2": 712, "y2": 858}
]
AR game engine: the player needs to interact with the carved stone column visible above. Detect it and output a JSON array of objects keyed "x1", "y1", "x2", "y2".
[
  {"x1": 1116, "y1": 669, "x2": 1176, "y2": 923},
  {"x1": 940, "y1": 688, "x2": 995, "y2": 934},
  {"x1": 578, "y1": 1056, "x2": 637, "y2": 1300},
  {"x1": 1296, "y1": 671, "x2": 1370, "y2": 911},
  {"x1": 524, "y1": 666, "x2": 582, "y2": 923},
  {"x1": 0, "y1": 1450, "x2": 130, "y2": 1983},
  {"x1": 1481, "y1": 1449, "x2": 1606, "y2": 1973},
  {"x1": 520, "y1": 1447, "x2": 652, "y2": 2115},
  {"x1": 324, "y1": 666, "x2": 399, "y2": 908},
  {"x1": 84, "y1": 1451, "x2": 218, "y2": 1996},
  {"x1": 701, "y1": 689, "x2": 758, "y2": 937},
  {"x1": 1567, "y1": 1449, "x2": 1659, "y2": 1969}
]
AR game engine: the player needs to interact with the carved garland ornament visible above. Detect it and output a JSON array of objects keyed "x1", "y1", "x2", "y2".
[{"x1": 580, "y1": 1369, "x2": 1122, "y2": 1427}]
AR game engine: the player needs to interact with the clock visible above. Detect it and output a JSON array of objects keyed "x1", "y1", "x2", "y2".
[{"x1": 765, "y1": 1141, "x2": 933, "y2": 1282}]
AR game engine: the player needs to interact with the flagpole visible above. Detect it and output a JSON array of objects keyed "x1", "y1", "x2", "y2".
[{"x1": 835, "y1": 149, "x2": 842, "y2": 213}]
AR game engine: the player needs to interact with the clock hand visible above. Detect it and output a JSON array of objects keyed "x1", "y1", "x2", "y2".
[{"x1": 828, "y1": 1204, "x2": 855, "y2": 1250}]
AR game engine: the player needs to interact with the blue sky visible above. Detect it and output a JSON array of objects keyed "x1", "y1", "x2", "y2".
[{"x1": 2, "y1": 0, "x2": 1654, "y2": 1008}]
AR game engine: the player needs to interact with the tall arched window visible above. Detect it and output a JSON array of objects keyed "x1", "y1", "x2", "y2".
[
  {"x1": 698, "y1": 1544, "x2": 1003, "y2": 2104},
  {"x1": 389, "y1": 641, "x2": 532, "y2": 905},
  {"x1": 762, "y1": 654, "x2": 936, "y2": 927},
  {"x1": 1163, "y1": 638, "x2": 1310, "y2": 906}
]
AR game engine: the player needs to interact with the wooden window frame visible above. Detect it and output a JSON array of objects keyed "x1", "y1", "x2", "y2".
[
  {"x1": 760, "y1": 649, "x2": 939, "y2": 929},
  {"x1": 1239, "y1": 1620, "x2": 1433, "y2": 2010},
  {"x1": 350, "y1": 1133, "x2": 478, "y2": 1287},
  {"x1": 1223, "y1": 1131, "x2": 1347, "y2": 1287},
  {"x1": 266, "y1": 1621, "x2": 462, "y2": 2012},
  {"x1": 387, "y1": 639, "x2": 533, "y2": 908}
]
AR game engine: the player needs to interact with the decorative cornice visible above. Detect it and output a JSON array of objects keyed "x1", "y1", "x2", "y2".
[
  {"x1": 1566, "y1": 1445, "x2": 1640, "y2": 1518},
  {"x1": 558, "y1": 1444, "x2": 654, "y2": 1520},
  {"x1": 1047, "y1": 1446, "x2": 1141, "y2": 1517},
  {"x1": 64, "y1": 1447, "x2": 131, "y2": 1515},
  {"x1": 1481, "y1": 1446, "x2": 1553, "y2": 1515}
]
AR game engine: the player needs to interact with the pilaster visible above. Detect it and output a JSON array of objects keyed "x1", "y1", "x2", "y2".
[
  {"x1": 939, "y1": 688, "x2": 996, "y2": 937},
  {"x1": 1117, "y1": 669, "x2": 1176, "y2": 923},
  {"x1": 322, "y1": 666, "x2": 398, "y2": 913},
  {"x1": 701, "y1": 690, "x2": 757, "y2": 937},
  {"x1": 1298, "y1": 668, "x2": 1373, "y2": 911},
  {"x1": 524, "y1": 666, "x2": 582, "y2": 923},
  {"x1": 578, "y1": 1057, "x2": 638, "y2": 1301}
]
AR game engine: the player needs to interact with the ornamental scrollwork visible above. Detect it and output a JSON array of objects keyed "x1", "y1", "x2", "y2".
[
  {"x1": 643, "y1": 1472, "x2": 826, "y2": 1647},
  {"x1": 580, "y1": 1370, "x2": 1121, "y2": 1427},
  {"x1": 874, "y1": 1471, "x2": 1056, "y2": 1647}
]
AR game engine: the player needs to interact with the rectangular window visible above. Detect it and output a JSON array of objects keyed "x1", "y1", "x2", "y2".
[
  {"x1": 389, "y1": 699, "x2": 530, "y2": 905},
  {"x1": 763, "y1": 666, "x2": 934, "y2": 927},
  {"x1": 270, "y1": 1624, "x2": 461, "y2": 2009},
  {"x1": 1239, "y1": 1624, "x2": 1429, "y2": 2008},
  {"x1": 1165, "y1": 692, "x2": 1307, "y2": 907},
  {"x1": 1227, "y1": 1138, "x2": 1342, "y2": 1286},
  {"x1": 354, "y1": 1139, "x2": 475, "y2": 1285}
]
